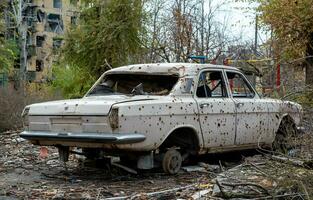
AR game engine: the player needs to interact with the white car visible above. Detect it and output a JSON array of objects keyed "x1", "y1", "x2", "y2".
[{"x1": 20, "y1": 63, "x2": 302, "y2": 174}]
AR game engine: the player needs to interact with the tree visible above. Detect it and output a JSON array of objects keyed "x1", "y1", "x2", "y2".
[
  {"x1": 0, "y1": 2, "x2": 18, "y2": 74},
  {"x1": 52, "y1": 0, "x2": 146, "y2": 98},
  {"x1": 145, "y1": 0, "x2": 233, "y2": 63},
  {"x1": 257, "y1": 0, "x2": 313, "y2": 85}
]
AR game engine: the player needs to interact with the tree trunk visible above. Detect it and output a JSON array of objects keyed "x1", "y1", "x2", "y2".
[{"x1": 306, "y1": 33, "x2": 313, "y2": 86}]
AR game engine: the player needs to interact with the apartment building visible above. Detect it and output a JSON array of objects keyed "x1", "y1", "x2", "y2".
[{"x1": 5, "y1": 0, "x2": 79, "y2": 82}]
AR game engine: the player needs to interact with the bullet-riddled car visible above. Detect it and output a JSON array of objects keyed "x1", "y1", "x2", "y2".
[{"x1": 20, "y1": 63, "x2": 302, "y2": 174}]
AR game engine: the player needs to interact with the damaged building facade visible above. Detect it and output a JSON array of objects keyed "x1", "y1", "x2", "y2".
[{"x1": 5, "y1": 0, "x2": 79, "y2": 82}]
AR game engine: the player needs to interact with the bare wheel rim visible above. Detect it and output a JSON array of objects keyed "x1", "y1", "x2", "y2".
[{"x1": 162, "y1": 149, "x2": 182, "y2": 174}]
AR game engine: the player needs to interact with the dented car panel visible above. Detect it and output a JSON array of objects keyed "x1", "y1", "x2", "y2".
[{"x1": 20, "y1": 63, "x2": 302, "y2": 162}]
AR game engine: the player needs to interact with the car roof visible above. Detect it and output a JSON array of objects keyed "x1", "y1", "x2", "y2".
[{"x1": 106, "y1": 63, "x2": 240, "y2": 76}]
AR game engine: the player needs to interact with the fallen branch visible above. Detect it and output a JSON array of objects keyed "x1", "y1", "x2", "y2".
[
  {"x1": 215, "y1": 179, "x2": 262, "y2": 199},
  {"x1": 111, "y1": 162, "x2": 137, "y2": 175},
  {"x1": 252, "y1": 193, "x2": 305, "y2": 200},
  {"x1": 104, "y1": 184, "x2": 197, "y2": 200},
  {"x1": 221, "y1": 182, "x2": 271, "y2": 196},
  {"x1": 271, "y1": 155, "x2": 313, "y2": 169}
]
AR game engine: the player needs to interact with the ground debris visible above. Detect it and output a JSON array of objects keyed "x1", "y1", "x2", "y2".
[{"x1": 0, "y1": 130, "x2": 313, "y2": 199}]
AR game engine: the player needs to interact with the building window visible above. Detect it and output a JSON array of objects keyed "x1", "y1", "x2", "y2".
[
  {"x1": 53, "y1": 38, "x2": 63, "y2": 49},
  {"x1": 36, "y1": 36, "x2": 45, "y2": 47},
  {"x1": 36, "y1": 9, "x2": 46, "y2": 22},
  {"x1": 36, "y1": 60, "x2": 43, "y2": 72},
  {"x1": 53, "y1": 0, "x2": 62, "y2": 8},
  {"x1": 46, "y1": 14, "x2": 63, "y2": 33},
  {"x1": 71, "y1": 16, "x2": 77, "y2": 25}
]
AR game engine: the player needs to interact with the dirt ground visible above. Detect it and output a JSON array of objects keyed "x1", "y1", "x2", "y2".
[{"x1": 0, "y1": 131, "x2": 313, "y2": 200}]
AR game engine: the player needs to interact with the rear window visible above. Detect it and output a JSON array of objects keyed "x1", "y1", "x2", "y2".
[{"x1": 88, "y1": 74, "x2": 179, "y2": 96}]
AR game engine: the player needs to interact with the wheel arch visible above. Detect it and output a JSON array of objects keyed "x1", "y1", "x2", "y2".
[
  {"x1": 278, "y1": 113, "x2": 297, "y2": 128},
  {"x1": 159, "y1": 125, "x2": 202, "y2": 153},
  {"x1": 276, "y1": 113, "x2": 297, "y2": 136}
]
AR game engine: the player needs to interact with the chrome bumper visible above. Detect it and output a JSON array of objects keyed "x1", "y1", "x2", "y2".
[{"x1": 20, "y1": 131, "x2": 146, "y2": 144}]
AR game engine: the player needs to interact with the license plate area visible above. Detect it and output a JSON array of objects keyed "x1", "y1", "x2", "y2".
[{"x1": 51, "y1": 117, "x2": 82, "y2": 133}]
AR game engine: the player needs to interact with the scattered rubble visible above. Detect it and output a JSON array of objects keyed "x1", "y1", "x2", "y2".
[{"x1": 0, "y1": 130, "x2": 313, "y2": 199}]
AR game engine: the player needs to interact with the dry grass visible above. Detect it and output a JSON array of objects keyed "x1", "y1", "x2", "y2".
[{"x1": 0, "y1": 83, "x2": 60, "y2": 131}]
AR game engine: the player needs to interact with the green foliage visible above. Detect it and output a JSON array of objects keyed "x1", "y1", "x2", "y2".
[
  {"x1": 257, "y1": 0, "x2": 313, "y2": 58},
  {"x1": 63, "y1": 0, "x2": 145, "y2": 72},
  {"x1": 0, "y1": 2, "x2": 18, "y2": 73},
  {"x1": 0, "y1": 39, "x2": 19, "y2": 73},
  {"x1": 51, "y1": 64, "x2": 96, "y2": 99},
  {"x1": 52, "y1": 0, "x2": 146, "y2": 98}
]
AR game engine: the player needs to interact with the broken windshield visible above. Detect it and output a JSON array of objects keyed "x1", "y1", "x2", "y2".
[{"x1": 87, "y1": 74, "x2": 179, "y2": 96}]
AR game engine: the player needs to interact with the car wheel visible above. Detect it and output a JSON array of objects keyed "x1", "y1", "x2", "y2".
[{"x1": 162, "y1": 148, "x2": 182, "y2": 174}]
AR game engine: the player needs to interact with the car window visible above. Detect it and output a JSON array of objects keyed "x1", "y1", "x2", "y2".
[
  {"x1": 196, "y1": 71, "x2": 227, "y2": 98},
  {"x1": 226, "y1": 72, "x2": 255, "y2": 98},
  {"x1": 87, "y1": 74, "x2": 179, "y2": 96}
]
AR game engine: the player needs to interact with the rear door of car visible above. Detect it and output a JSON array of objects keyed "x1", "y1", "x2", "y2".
[
  {"x1": 195, "y1": 69, "x2": 237, "y2": 149},
  {"x1": 225, "y1": 70, "x2": 269, "y2": 146}
]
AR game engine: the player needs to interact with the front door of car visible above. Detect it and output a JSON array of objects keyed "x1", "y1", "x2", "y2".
[
  {"x1": 195, "y1": 70, "x2": 237, "y2": 149},
  {"x1": 225, "y1": 71, "x2": 269, "y2": 145}
]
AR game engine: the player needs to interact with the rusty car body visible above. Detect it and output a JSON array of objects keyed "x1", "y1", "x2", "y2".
[{"x1": 20, "y1": 63, "x2": 302, "y2": 174}]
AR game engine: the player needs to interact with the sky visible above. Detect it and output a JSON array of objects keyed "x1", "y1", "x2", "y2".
[{"x1": 206, "y1": 0, "x2": 269, "y2": 44}]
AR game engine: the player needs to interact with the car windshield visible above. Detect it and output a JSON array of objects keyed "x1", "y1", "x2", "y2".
[{"x1": 87, "y1": 74, "x2": 179, "y2": 96}]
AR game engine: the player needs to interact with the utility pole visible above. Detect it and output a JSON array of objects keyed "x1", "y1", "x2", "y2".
[
  {"x1": 254, "y1": 14, "x2": 258, "y2": 55},
  {"x1": 201, "y1": 0, "x2": 204, "y2": 54}
]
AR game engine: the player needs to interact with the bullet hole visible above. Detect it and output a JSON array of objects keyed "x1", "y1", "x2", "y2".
[
  {"x1": 218, "y1": 123, "x2": 220, "y2": 127},
  {"x1": 139, "y1": 108, "x2": 141, "y2": 111}
]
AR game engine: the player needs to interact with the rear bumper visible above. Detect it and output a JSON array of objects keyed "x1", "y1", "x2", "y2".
[{"x1": 20, "y1": 131, "x2": 146, "y2": 144}]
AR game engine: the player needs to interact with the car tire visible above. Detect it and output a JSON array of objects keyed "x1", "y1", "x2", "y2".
[{"x1": 162, "y1": 148, "x2": 182, "y2": 174}]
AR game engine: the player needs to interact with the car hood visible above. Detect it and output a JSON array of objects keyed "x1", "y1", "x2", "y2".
[{"x1": 27, "y1": 95, "x2": 156, "y2": 116}]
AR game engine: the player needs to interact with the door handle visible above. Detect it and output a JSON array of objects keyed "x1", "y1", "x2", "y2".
[
  {"x1": 200, "y1": 103, "x2": 210, "y2": 108},
  {"x1": 236, "y1": 102, "x2": 244, "y2": 108}
]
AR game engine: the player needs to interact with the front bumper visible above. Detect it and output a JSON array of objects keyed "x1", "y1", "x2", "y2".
[{"x1": 20, "y1": 131, "x2": 146, "y2": 144}]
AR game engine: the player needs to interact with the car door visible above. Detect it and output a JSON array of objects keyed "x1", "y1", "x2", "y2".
[
  {"x1": 195, "y1": 69, "x2": 237, "y2": 149},
  {"x1": 225, "y1": 70, "x2": 269, "y2": 145}
]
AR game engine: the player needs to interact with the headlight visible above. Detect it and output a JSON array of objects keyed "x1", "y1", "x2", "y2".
[
  {"x1": 21, "y1": 107, "x2": 30, "y2": 129},
  {"x1": 108, "y1": 107, "x2": 119, "y2": 130}
]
